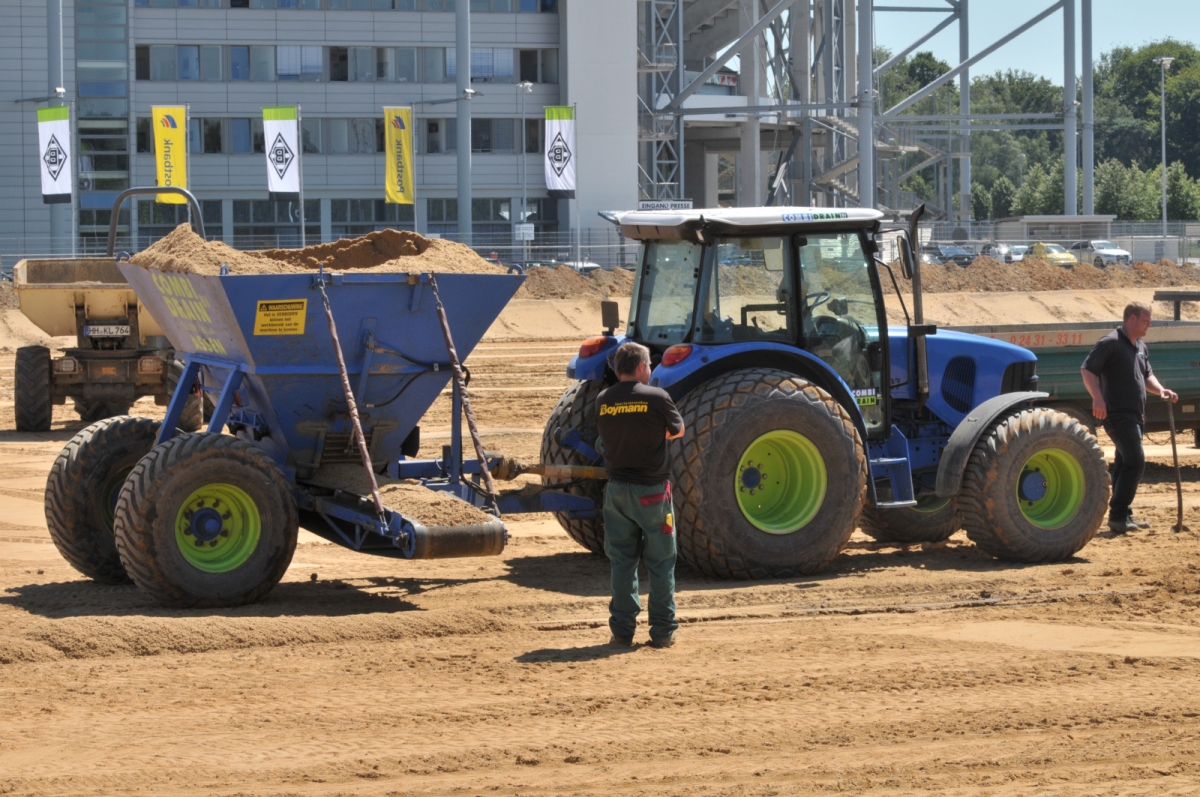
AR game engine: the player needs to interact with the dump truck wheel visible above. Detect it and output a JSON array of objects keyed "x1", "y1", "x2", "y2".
[
  {"x1": 540, "y1": 379, "x2": 607, "y2": 554},
  {"x1": 114, "y1": 434, "x2": 298, "y2": 608},
  {"x1": 958, "y1": 408, "x2": 1109, "y2": 562},
  {"x1": 15, "y1": 346, "x2": 52, "y2": 432},
  {"x1": 167, "y1": 360, "x2": 204, "y2": 433},
  {"x1": 75, "y1": 400, "x2": 134, "y2": 425},
  {"x1": 670, "y1": 368, "x2": 866, "y2": 579},
  {"x1": 860, "y1": 490, "x2": 959, "y2": 544},
  {"x1": 44, "y1": 416, "x2": 162, "y2": 584}
]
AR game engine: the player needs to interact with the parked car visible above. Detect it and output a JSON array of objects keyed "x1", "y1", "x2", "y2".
[
  {"x1": 979, "y1": 242, "x2": 1027, "y2": 264},
  {"x1": 1028, "y1": 242, "x2": 1078, "y2": 268},
  {"x1": 1068, "y1": 240, "x2": 1132, "y2": 268},
  {"x1": 558, "y1": 260, "x2": 603, "y2": 275},
  {"x1": 919, "y1": 243, "x2": 974, "y2": 267}
]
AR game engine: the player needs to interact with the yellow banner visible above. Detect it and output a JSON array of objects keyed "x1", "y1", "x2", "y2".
[
  {"x1": 152, "y1": 106, "x2": 188, "y2": 204},
  {"x1": 384, "y1": 107, "x2": 414, "y2": 205}
]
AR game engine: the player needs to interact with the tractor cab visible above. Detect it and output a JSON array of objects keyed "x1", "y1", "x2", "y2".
[{"x1": 614, "y1": 207, "x2": 890, "y2": 436}]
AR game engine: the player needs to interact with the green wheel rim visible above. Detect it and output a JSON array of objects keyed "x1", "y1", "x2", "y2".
[
  {"x1": 1015, "y1": 448, "x2": 1085, "y2": 529},
  {"x1": 735, "y1": 429, "x2": 827, "y2": 534},
  {"x1": 912, "y1": 494, "x2": 951, "y2": 514},
  {"x1": 101, "y1": 467, "x2": 133, "y2": 532},
  {"x1": 174, "y1": 483, "x2": 261, "y2": 573}
]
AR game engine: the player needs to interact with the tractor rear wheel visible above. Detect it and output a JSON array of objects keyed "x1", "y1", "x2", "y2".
[
  {"x1": 860, "y1": 490, "x2": 959, "y2": 544},
  {"x1": 75, "y1": 400, "x2": 133, "y2": 425},
  {"x1": 15, "y1": 346, "x2": 52, "y2": 432},
  {"x1": 114, "y1": 434, "x2": 298, "y2": 607},
  {"x1": 670, "y1": 368, "x2": 866, "y2": 579},
  {"x1": 959, "y1": 408, "x2": 1108, "y2": 562},
  {"x1": 45, "y1": 416, "x2": 162, "y2": 584},
  {"x1": 540, "y1": 379, "x2": 607, "y2": 554}
]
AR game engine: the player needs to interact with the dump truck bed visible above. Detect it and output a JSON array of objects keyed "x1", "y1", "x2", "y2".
[{"x1": 14, "y1": 257, "x2": 164, "y2": 341}]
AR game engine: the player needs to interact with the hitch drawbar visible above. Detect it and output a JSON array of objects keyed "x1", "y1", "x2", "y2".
[{"x1": 489, "y1": 456, "x2": 608, "y2": 482}]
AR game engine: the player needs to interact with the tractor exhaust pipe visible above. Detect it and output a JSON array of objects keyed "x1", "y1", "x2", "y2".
[{"x1": 906, "y1": 204, "x2": 931, "y2": 402}]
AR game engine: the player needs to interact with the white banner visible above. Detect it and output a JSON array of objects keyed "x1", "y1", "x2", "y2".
[
  {"x1": 544, "y1": 106, "x2": 575, "y2": 199},
  {"x1": 263, "y1": 106, "x2": 300, "y2": 201},
  {"x1": 37, "y1": 106, "x2": 72, "y2": 204}
]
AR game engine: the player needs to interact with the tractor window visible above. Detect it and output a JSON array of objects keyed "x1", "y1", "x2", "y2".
[
  {"x1": 696, "y1": 236, "x2": 794, "y2": 343},
  {"x1": 799, "y1": 233, "x2": 885, "y2": 434},
  {"x1": 632, "y1": 241, "x2": 701, "y2": 345}
]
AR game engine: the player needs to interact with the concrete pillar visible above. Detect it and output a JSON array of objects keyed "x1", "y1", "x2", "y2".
[
  {"x1": 47, "y1": 0, "x2": 70, "y2": 254},
  {"x1": 959, "y1": 0, "x2": 971, "y2": 222},
  {"x1": 857, "y1": 0, "x2": 874, "y2": 208},
  {"x1": 1081, "y1": 0, "x2": 1094, "y2": 214},
  {"x1": 1063, "y1": 0, "x2": 1077, "y2": 215},
  {"x1": 738, "y1": 0, "x2": 762, "y2": 207}
]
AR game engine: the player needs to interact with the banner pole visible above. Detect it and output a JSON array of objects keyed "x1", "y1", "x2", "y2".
[
  {"x1": 185, "y1": 103, "x2": 192, "y2": 234},
  {"x1": 71, "y1": 101, "x2": 77, "y2": 256},
  {"x1": 573, "y1": 103, "x2": 580, "y2": 269},
  {"x1": 297, "y1": 104, "x2": 306, "y2": 248}
]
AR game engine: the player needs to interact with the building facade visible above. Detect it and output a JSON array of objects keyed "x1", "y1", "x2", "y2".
[{"x1": 2, "y1": 0, "x2": 636, "y2": 260}]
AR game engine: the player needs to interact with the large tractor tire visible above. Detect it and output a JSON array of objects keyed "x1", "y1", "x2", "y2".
[
  {"x1": 860, "y1": 490, "x2": 959, "y2": 544},
  {"x1": 959, "y1": 408, "x2": 1109, "y2": 562},
  {"x1": 114, "y1": 434, "x2": 298, "y2": 608},
  {"x1": 166, "y1": 360, "x2": 205, "y2": 433},
  {"x1": 670, "y1": 368, "x2": 866, "y2": 579},
  {"x1": 540, "y1": 379, "x2": 607, "y2": 554},
  {"x1": 75, "y1": 400, "x2": 134, "y2": 425},
  {"x1": 45, "y1": 416, "x2": 162, "y2": 584},
  {"x1": 15, "y1": 346, "x2": 52, "y2": 432}
]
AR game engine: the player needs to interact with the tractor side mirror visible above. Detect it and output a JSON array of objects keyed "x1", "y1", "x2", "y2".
[{"x1": 601, "y1": 300, "x2": 621, "y2": 335}]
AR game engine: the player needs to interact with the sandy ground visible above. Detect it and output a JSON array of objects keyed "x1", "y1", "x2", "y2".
[{"x1": 3, "y1": 288, "x2": 1200, "y2": 796}]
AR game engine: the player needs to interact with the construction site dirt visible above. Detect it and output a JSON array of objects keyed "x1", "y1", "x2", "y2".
[{"x1": 3, "y1": 272, "x2": 1200, "y2": 796}]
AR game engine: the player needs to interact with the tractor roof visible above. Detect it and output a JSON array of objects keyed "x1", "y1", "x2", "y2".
[{"x1": 603, "y1": 206, "x2": 885, "y2": 241}]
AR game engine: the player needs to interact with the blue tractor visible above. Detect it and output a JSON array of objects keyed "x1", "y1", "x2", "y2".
[{"x1": 541, "y1": 206, "x2": 1110, "y2": 578}]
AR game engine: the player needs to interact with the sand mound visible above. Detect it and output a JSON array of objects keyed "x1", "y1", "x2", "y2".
[
  {"x1": 309, "y1": 464, "x2": 494, "y2": 527},
  {"x1": 129, "y1": 224, "x2": 508, "y2": 277},
  {"x1": 892, "y1": 256, "x2": 1200, "y2": 294},
  {"x1": 517, "y1": 265, "x2": 635, "y2": 300}
]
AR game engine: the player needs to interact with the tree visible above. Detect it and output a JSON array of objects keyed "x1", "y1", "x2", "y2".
[
  {"x1": 1094, "y1": 159, "x2": 1158, "y2": 220},
  {"x1": 971, "y1": 182, "x2": 993, "y2": 220},
  {"x1": 907, "y1": 51, "x2": 952, "y2": 89},
  {"x1": 990, "y1": 176, "x2": 1016, "y2": 219}
]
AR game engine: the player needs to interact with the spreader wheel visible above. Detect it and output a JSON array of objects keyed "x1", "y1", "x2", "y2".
[{"x1": 113, "y1": 434, "x2": 298, "y2": 607}]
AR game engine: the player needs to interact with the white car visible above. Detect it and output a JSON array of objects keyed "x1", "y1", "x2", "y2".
[
  {"x1": 1068, "y1": 240, "x2": 1132, "y2": 268},
  {"x1": 559, "y1": 260, "x2": 604, "y2": 275}
]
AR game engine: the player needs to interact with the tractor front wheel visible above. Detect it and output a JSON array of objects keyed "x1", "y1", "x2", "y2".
[
  {"x1": 860, "y1": 491, "x2": 959, "y2": 544},
  {"x1": 958, "y1": 408, "x2": 1108, "y2": 562},
  {"x1": 114, "y1": 434, "x2": 298, "y2": 607},
  {"x1": 670, "y1": 368, "x2": 866, "y2": 579}
]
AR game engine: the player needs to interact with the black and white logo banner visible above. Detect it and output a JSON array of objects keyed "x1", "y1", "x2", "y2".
[
  {"x1": 37, "y1": 106, "x2": 72, "y2": 205},
  {"x1": 544, "y1": 106, "x2": 575, "y2": 199},
  {"x1": 263, "y1": 107, "x2": 300, "y2": 202}
]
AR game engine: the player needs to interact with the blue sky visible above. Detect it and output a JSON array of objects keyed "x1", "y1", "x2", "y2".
[{"x1": 874, "y1": 0, "x2": 1197, "y2": 84}]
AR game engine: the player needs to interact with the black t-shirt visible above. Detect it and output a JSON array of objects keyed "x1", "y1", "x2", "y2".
[
  {"x1": 1082, "y1": 327, "x2": 1154, "y2": 422},
  {"x1": 595, "y1": 381, "x2": 684, "y2": 485}
]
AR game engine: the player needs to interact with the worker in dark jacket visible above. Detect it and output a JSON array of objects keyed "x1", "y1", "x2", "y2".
[
  {"x1": 596, "y1": 342, "x2": 685, "y2": 648},
  {"x1": 1081, "y1": 301, "x2": 1178, "y2": 533}
]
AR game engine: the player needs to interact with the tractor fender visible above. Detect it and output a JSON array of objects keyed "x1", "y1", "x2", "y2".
[
  {"x1": 650, "y1": 343, "x2": 877, "y2": 505},
  {"x1": 934, "y1": 391, "x2": 1050, "y2": 498},
  {"x1": 566, "y1": 335, "x2": 625, "y2": 381}
]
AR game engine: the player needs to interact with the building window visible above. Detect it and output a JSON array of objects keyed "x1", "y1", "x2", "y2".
[
  {"x1": 202, "y1": 119, "x2": 223, "y2": 153},
  {"x1": 471, "y1": 119, "x2": 514, "y2": 153},
  {"x1": 524, "y1": 118, "x2": 541, "y2": 153},
  {"x1": 471, "y1": 0, "x2": 512, "y2": 11},
  {"x1": 233, "y1": 199, "x2": 319, "y2": 249},
  {"x1": 427, "y1": 198, "x2": 457, "y2": 222},
  {"x1": 200, "y1": 45, "x2": 223, "y2": 81},
  {"x1": 78, "y1": 119, "x2": 129, "y2": 192},
  {"x1": 329, "y1": 47, "x2": 349, "y2": 81},
  {"x1": 302, "y1": 117, "x2": 321, "y2": 153},
  {"x1": 376, "y1": 48, "x2": 394, "y2": 81},
  {"x1": 350, "y1": 47, "x2": 375, "y2": 82},
  {"x1": 252, "y1": 118, "x2": 266, "y2": 153},
  {"x1": 188, "y1": 118, "x2": 201, "y2": 154},
  {"x1": 330, "y1": 199, "x2": 415, "y2": 237},
  {"x1": 230, "y1": 46, "x2": 250, "y2": 80},
  {"x1": 277, "y1": 45, "x2": 322, "y2": 81},
  {"x1": 447, "y1": 47, "x2": 514, "y2": 82},
  {"x1": 472, "y1": 198, "x2": 510, "y2": 222},
  {"x1": 137, "y1": 200, "x2": 222, "y2": 248},
  {"x1": 396, "y1": 47, "x2": 418, "y2": 82},
  {"x1": 425, "y1": 120, "x2": 444, "y2": 154},
  {"x1": 149, "y1": 45, "x2": 176, "y2": 80},
  {"x1": 519, "y1": 0, "x2": 556, "y2": 10},
  {"x1": 325, "y1": 118, "x2": 375, "y2": 154},
  {"x1": 231, "y1": 118, "x2": 253, "y2": 153},
  {"x1": 250, "y1": 45, "x2": 275, "y2": 81},
  {"x1": 542, "y1": 49, "x2": 558, "y2": 83},
  {"x1": 135, "y1": 46, "x2": 150, "y2": 81},
  {"x1": 136, "y1": 118, "x2": 152, "y2": 153},
  {"x1": 177, "y1": 45, "x2": 200, "y2": 81},
  {"x1": 422, "y1": 48, "x2": 446, "y2": 83}
]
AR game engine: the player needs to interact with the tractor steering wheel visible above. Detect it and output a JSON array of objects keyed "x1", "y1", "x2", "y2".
[{"x1": 805, "y1": 291, "x2": 830, "y2": 310}]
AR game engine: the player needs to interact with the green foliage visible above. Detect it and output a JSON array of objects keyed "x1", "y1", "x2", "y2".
[
  {"x1": 971, "y1": 183, "x2": 993, "y2": 220},
  {"x1": 990, "y1": 176, "x2": 1016, "y2": 219},
  {"x1": 1093, "y1": 159, "x2": 1158, "y2": 219}
]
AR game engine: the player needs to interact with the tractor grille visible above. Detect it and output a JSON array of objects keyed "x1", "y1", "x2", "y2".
[
  {"x1": 941, "y1": 356, "x2": 977, "y2": 413},
  {"x1": 1001, "y1": 360, "x2": 1038, "y2": 393},
  {"x1": 319, "y1": 432, "x2": 373, "y2": 465}
]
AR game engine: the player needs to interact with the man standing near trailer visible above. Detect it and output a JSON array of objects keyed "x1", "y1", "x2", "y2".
[
  {"x1": 1081, "y1": 302, "x2": 1179, "y2": 533},
  {"x1": 596, "y1": 342, "x2": 685, "y2": 648}
]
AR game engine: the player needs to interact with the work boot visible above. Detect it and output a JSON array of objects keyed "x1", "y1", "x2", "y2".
[
  {"x1": 1107, "y1": 516, "x2": 1139, "y2": 534},
  {"x1": 608, "y1": 634, "x2": 633, "y2": 648},
  {"x1": 649, "y1": 632, "x2": 676, "y2": 649},
  {"x1": 1129, "y1": 516, "x2": 1151, "y2": 529}
]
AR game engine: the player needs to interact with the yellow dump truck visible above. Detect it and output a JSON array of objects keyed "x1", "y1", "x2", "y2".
[{"x1": 13, "y1": 257, "x2": 201, "y2": 431}]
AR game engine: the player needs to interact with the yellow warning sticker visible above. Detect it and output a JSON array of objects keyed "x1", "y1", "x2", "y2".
[{"x1": 253, "y1": 299, "x2": 307, "y2": 335}]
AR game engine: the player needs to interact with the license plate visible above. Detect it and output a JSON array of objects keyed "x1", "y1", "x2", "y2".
[{"x1": 85, "y1": 325, "x2": 131, "y2": 338}]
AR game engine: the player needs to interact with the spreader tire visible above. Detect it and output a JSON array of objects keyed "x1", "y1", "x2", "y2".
[
  {"x1": 45, "y1": 416, "x2": 162, "y2": 584},
  {"x1": 670, "y1": 368, "x2": 866, "y2": 579},
  {"x1": 540, "y1": 379, "x2": 607, "y2": 554},
  {"x1": 75, "y1": 400, "x2": 134, "y2": 425},
  {"x1": 114, "y1": 434, "x2": 298, "y2": 608},
  {"x1": 15, "y1": 346, "x2": 52, "y2": 432},
  {"x1": 860, "y1": 491, "x2": 959, "y2": 544},
  {"x1": 959, "y1": 408, "x2": 1109, "y2": 562},
  {"x1": 166, "y1": 360, "x2": 204, "y2": 433}
]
